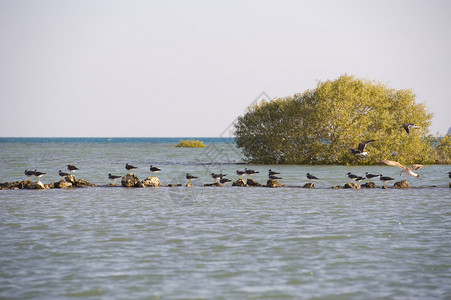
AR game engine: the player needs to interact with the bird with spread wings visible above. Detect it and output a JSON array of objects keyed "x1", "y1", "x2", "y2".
[{"x1": 382, "y1": 159, "x2": 424, "y2": 179}]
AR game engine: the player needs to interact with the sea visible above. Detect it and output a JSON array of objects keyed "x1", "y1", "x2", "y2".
[{"x1": 0, "y1": 138, "x2": 450, "y2": 299}]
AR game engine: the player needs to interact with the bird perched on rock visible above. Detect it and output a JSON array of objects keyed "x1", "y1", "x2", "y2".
[
  {"x1": 268, "y1": 169, "x2": 280, "y2": 176},
  {"x1": 402, "y1": 123, "x2": 419, "y2": 134},
  {"x1": 186, "y1": 173, "x2": 198, "y2": 185},
  {"x1": 347, "y1": 172, "x2": 358, "y2": 182},
  {"x1": 365, "y1": 172, "x2": 379, "y2": 181},
  {"x1": 108, "y1": 173, "x2": 121, "y2": 184},
  {"x1": 211, "y1": 173, "x2": 226, "y2": 183},
  {"x1": 244, "y1": 168, "x2": 259, "y2": 178},
  {"x1": 269, "y1": 174, "x2": 282, "y2": 180},
  {"x1": 67, "y1": 165, "x2": 79, "y2": 173},
  {"x1": 33, "y1": 170, "x2": 46, "y2": 179},
  {"x1": 236, "y1": 170, "x2": 245, "y2": 179},
  {"x1": 219, "y1": 178, "x2": 232, "y2": 186},
  {"x1": 24, "y1": 170, "x2": 35, "y2": 179},
  {"x1": 306, "y1": 173, "x2": 318, "y2": 183},
  {"x1": 382, "y1": 159, "x2": 424, "y2": 180},
  {"x1": 125, "y1": 163, "x2": 137, "y2": 172},
  {"x1": 58, "y1": 170, "x2": 70, "y2": 177},
  {"x1": 149, "y1": 165, "x2": 161, "y2": 173},
  {"x1": 379, "y1": 175, "x2": 395, "y2": 186},
  {"x1": 350, "y1": 140, "x2": 375, "y2": 156}
]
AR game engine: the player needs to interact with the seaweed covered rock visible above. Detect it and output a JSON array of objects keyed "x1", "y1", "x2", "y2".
[
  {"x1": 362, "y1": 182, "x2": 377, "y2": 188},
  {"x1": 54, "y1": 179, "x2": 73, "y2": 189},
  {"x1": 303, "y1": 182, "x2": 315, "y2": 188},
  {"x1": 204, "y1": 182, "x2": 221, "y2": 187},
  {"x1": 344, "y1": 182, "x2": 361, "y2": 189},
  {"x1": 246, "y1": 178, "x2": 262, "y2": 187},
  {"x1": 393, "y1": 180, "x2": 410, "y2": 189},
  {"x1": 232, "y1": 178, "x2": 247, "y2": 187},
  {"x1": 121, "y1": 173, "x2": 140, "y2": 187},
  {"x1": 266, "y1": 179, "x2": 281, "y2": 188},
  {"x1": 138, "y1": 176, "x2": 162, "y2": 187}
]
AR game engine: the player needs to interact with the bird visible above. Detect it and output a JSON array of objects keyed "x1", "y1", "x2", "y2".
[
  {"x1": 58, "y1": 170, "x2": 70, "y2": 177},
  {"x1": 125, "y1": 163, "x2": 137, "y2": 172},
  {"x1": 244, "y1": 168, "x2": 259, "y2": 178},
  {"x1": 236, "y1": 170, "x2": 246, "y2": 179},
  {"x1": 355, "y1": 176, "x2": 365, "y2": 183},
  {"x1": 268, "y1": 169, "x2": 280, "y2": 176},
  {"x1": 24, "y1": 170, "x2": 35, "y2": 179},
  {"x1": 402, "y1": 123, "x2": 419, "y2": 134},
  {"x1": 382, "y1": 159, "x2": 424, "y2": 179},
  {"x1": 186, "y1": 173, "x2": 198, "y2": 184},
  {"x1": 149, "y1": 165, "x2": 161, "y2": 173},
  {"x1": 219, "y1": 178, "x2": 232, "y2": 186},
  {"x1": 67, "y1": 165, "x2": 79, "y2": 173},
  {"x1": 350, "y1": 140, "x2": 375, "y2": 156},
  {"x1": 365, "y1": 172, "x2": 379, "y2": 181},
  {"x1": 33, "y1": 170, "x2": 46, "y2": 179},
  {"x1": 108, "y1": 173, "x2": 121, "y2": 184},
  {"x1": 306, "y1": 173, "x2": 318, "y2": 183},
  {"x1": 448, "y1": 171, "x2": 451, "y2": 179},
  {"x1": 211, "y1": 173, "x2": 226, "y2": 183},
  {"x1": 379, "y1": 175, "x2": 395, "y2": 186},
  {"x1": 347, "y1": 172, "x2": 358, "y2": 182},
  {"x1": 269, "y1": 174, "x2": 282, "y2": 180}
]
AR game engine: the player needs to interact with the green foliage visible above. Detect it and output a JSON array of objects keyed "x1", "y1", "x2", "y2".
[
  {"x1": 432, "y1": 135, "x2": 451, "y2": 164},
  {"x1": 175, "y1": 139, "x2": 206, "y2": 148},
  {"x1": 235, "y1": 75, "x2": 435, "y2": 165}
]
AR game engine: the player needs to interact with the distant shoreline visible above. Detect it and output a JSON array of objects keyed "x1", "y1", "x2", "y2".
[{"x1": 0, "y1": 137, "x2": 236, "y2": 144}]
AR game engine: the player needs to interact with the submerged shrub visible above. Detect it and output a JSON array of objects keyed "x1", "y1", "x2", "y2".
[{"x1": 175, "y1": 139, "x2": 206, "y2": 148}]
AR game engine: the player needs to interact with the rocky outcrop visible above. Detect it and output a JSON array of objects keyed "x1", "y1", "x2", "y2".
[
  {"x1": 266, "y1": 179, "x2": 281, "y2": 188},
  {"x1": 303, "y1": 182, "x2": 315, "y2": 188},
  {"x1": 54, "y1": 179, "x2": 73, "y2": 189},
  {"x1": 393, "y1": 180, "x2": 410, "y2": 189},
  {"x1": 232, "y1": 178, "x2": 247, "y2": 187},
  {"x1": 138, "y1": 176, "x2": 162, "y2": 187},
  {"x1": 121, "y1": 173, "x2": 140, "y2": 187},
  {"x1": 344, "y1": 182, "x2": 361, "y2": 189},
  {"x1": 362, "y1": 182, "x2": 377, "y2": 188},
  {"x1": 246, "y1": 178, "x2": 262, "y2": 187}
]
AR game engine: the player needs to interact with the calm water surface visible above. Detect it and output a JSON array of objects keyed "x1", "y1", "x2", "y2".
[{"x1": 1, "y1": 139, "x2": 450, "y2": 299}]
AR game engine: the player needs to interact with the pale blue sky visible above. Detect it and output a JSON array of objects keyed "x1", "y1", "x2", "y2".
[{"x1": 1, "y1": 0, "x2": 450, "y2": 137}]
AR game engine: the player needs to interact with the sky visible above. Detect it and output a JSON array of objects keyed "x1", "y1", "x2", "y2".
[{"x1": 0, "y1": 0, "x2": 450, "y2": 137}]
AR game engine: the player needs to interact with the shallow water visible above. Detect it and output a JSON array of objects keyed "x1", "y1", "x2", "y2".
[{"x1": 1, "y1": 140, "x2": 451, "y2": 299}]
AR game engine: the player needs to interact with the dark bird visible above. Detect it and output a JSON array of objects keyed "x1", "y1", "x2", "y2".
[
  {"x1": 219, "y1": 178, "x2": 232, "y2": 186},
  {"x1": 149, "y1": 165, "x2": 161, "y2": 173},
  {"x1": 347, "y1": 172, "x2": 358, "y2": 182},
  {"x1": 365, "y1": 172, "x2": 379, "y2": 181},
  {"x1": 355, "y1": 176, "x2": 365, "y2": 183},
  {"x1": 350, "y1": 140, "x2": 375, "y2": 156},
  {"x1": 58, "y1": 170, "x2": 70, "y2": 177},
  {"x1": 402, "y1": 123, "x2": 419, "y2": 134},
  {"x1": 67, "y1": 165, "x2": 79, "y2": 173},
  {"x1": 268, "y1": 169, "x2": 280, "y2": 176},
  {"x1": 125, "y1": 163, "x2": 137, "y2": 172},
  {"x1": 33, "y1": 170, "x2": 46, "y2": 179},
  {"x1": 108, "y1": 173, "x2": 121, "y2": 184},
  {"x1": 186, "y1": 173, "x2": 198, "y2": 184},
  {"x1": 236, "y1": 170, "x2": 246, "y2": 179},
  {"x1": 379, "y1": 175, "x2": 395, "y2": 186},
  {"x1": 306, "y1": 173, "x2": 318, "y2": 183},
  {"x1": 269, "y1": 174, "x2": 282, "y2": 180},
  {"x1": 211, "y1": 173, "x2": 226, "y2": 182},
  {"x1": 448, "y1": 171, "x2": 451, "y2": 179},
  {"x1": 24, "y1": 170, "x2": 35, "y2": 179},
  {"x1": 244, "y1": 168, "x2": 259, "y2": 178}
]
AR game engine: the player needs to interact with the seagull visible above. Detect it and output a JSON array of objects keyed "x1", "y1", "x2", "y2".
[
  {"x1": 219, "y1": 178, "x2": 232, "y2": 186},
  {"x1": 67, "y1": 165, "x2": 79, "y2": 173},
  {"x1": 125, "y1": 163, "x2": 137, "y2": 172},
  {"x1": 268, "y1": 169, "x2": 280, "y2": 176},
  {"x1": 355, "y1": 176, "x2": 365, "y2": 183},
  {"x1": 402, "y1": 123, "x2": 419, "y2": 134},
  {"x1": 306, "y1": 173, "x2": 318, "y2": 183},
  {"x1": 108, "y1": 173, "x2": 121, "y2": 184},
  {"x1": 24, "y1": 170, "x2": 35, "y2": 179},
  {"x1": 382, "y1": 159, "x2": 424, "y2": 179},
  {"x1": 236, "y1": 170, "x2": 246, "y2": 179},
  {"x1": 379, "y1": 175, "x2": 395, "y2": 186},
  {"x1": 350, "y1": 140, "x2": 375, "y2": 156},
  {"x1": 365, "y1": 172, "x2": 379, "y2": 181},
  {"x1": 347, "y1": 172, "x2": 358, "y2": 182},
  {"x1": 269, "y1": 174, "x2": 282, "y2": 180},
  {"x1": 244, "y1": 168, "x2": 259, "y2": 178},
  {"x1": 58, "y1": 170, "x2": 70, "y2": 177},
  {"x1": 149, "y1": 165, "x2": 161, "y2": 173},
  {"x1": 211, "y1": 173, "x2": 226, "y2": 183},
  {"x1": 33, "y1": 170, "x2": 46, "y2": 179},
  {"x1": 186, "y1": 173, "x2": 198, "y2": 185}
]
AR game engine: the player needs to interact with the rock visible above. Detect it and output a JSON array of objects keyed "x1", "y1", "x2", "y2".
[
  {"x1": 266, "y1": 179, "x2": 281, "y2": 188},
  {"x1": 54, "y1": 179, "x2": 73, "y2": 189},
  {"x1": 232, "y1": 178, "x2": 247, "y2": 187},
  {"x1": 382, "y1": 185, "x2": 389, "y2": 189},
  {"x1": 121, "y1": 173, "x2": 140, "y2": 187},
  {"x1": 204, "y1": 182, "x2": 221, "y2": 187},
  {"x1": 344, "y1": 182, "x2": 361, "y2": 189},
  {"x1": 246, "y1": 178, "x2": 262, "y2": 187},
  {"x1": 186, "y1": 182, "x2": 194, "y2": 187},
  {"x1": 74, "y1": 178, "x2": 96, "y2": 187},
  {"x1": 138, "y1": 176, "x2": 162, "y2": 187},
  {"x1": 393, "y1": 180, "x2": 410, "y2": 189},
  {"x1": 35, "y1": 181, "x2": 46, "y2": 189},
  {"x1": 332, "y1": 185, "x2": 343, "y2": 189},
  {"x1": 64, "y1": 175, "x2": 76, "y2": 184},
  {"x1": 303, "y1": 182, "x2": 315, "y2": 188},
  {"x1": 362, "y1": 182, "x2": 377, "y2": 188}
]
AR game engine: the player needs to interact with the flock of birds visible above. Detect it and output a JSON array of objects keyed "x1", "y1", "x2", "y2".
[{"x1": 20, "y1": 123, "x2": 450, "y2": 187}]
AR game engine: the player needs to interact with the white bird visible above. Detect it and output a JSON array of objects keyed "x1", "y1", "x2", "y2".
[{"x1": 382, "y1": 159, "x2": 424, "y2": 179}]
